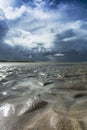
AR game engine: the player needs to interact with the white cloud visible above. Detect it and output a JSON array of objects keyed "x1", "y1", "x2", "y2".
[
  {"x1": 34, "y1": 8, "x2": 51, "y2": 20},
  {"x1": 62, "y1": 36, "x2": 77, "y2": 42},
  {"x1": 3, "y1": 2, "x2": 62, "y2": 49},
  {"x1": 0, "y1": 0, "x2": 14, "y2": 9},
  {"x1": 5, "y1": 29, "x2": 54, "y2": 48},
  {"x1": 3, "y1": 5, "x2": 27, "y2": 20},
  {"x1": 2, "y1": 2, "x2": 53, "y2": 20}
]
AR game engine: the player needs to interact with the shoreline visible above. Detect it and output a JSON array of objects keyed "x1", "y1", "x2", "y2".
[{"x1": 0, "y1": 63, "x2": 87, "y2": 129}]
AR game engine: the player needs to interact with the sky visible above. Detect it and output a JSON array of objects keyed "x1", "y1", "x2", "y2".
[{"x1": 0, "y1": 0, "x2": 87, "y2": 61}]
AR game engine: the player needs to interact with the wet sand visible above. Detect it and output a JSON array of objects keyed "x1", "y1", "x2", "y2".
[{"x1": 0, "y1": 62, "x2": 87, "y2": 130}]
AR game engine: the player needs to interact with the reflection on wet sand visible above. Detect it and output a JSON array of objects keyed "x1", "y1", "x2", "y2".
[{"x1": 0, "y1": 62, "x2": 87, "y2": 130}]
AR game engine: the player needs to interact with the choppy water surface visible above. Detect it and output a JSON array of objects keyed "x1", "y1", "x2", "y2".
[{"x1": 0, "y1": 62, "x2": 87, "y2": 130}]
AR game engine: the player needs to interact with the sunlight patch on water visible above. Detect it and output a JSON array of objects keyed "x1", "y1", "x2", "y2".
[{"x1": 0, "y1": 103, "x2": 15, "y2": 117}]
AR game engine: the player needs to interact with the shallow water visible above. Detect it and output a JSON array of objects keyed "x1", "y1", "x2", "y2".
[{"x1": 0, "y1": 62, "x2": 87, "y2": 130}]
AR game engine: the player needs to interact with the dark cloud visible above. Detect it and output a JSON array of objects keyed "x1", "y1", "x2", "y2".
[
  {"x1": 0, "y1": 11, "x2": 11, "y2": 60},
  {"x1": 0, "y1": 9, "x2": 8, "y2": 40},
  {"x1": 54, "y1": 28, "x2": 87, "y2": 53},
  {"x1": 0, "y1": 20, "x2": 8, "y2": 40},
  {"x1": 55, "y1": 29, "x2": 75, "y2": 41}
]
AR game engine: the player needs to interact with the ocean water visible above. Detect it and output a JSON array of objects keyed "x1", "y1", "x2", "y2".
[
  {"x1": 0, "y1": 62, "x2": 86, "y2": 102},
  {"x1": 0, "y1": 62, "x2": 87, "y2": 130}
]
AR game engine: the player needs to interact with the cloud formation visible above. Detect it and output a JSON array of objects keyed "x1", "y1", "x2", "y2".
[
  {"x1": 54, "y1": 20, "x2": 87, "y2": 52},
  {"x1": 0, "y1": 0, "x2": 87, "y2": 60}
]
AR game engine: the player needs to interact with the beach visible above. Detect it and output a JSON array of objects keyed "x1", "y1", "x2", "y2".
[{"x1": 0, "y1": 62, "x2": 87, "y2": 130}]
